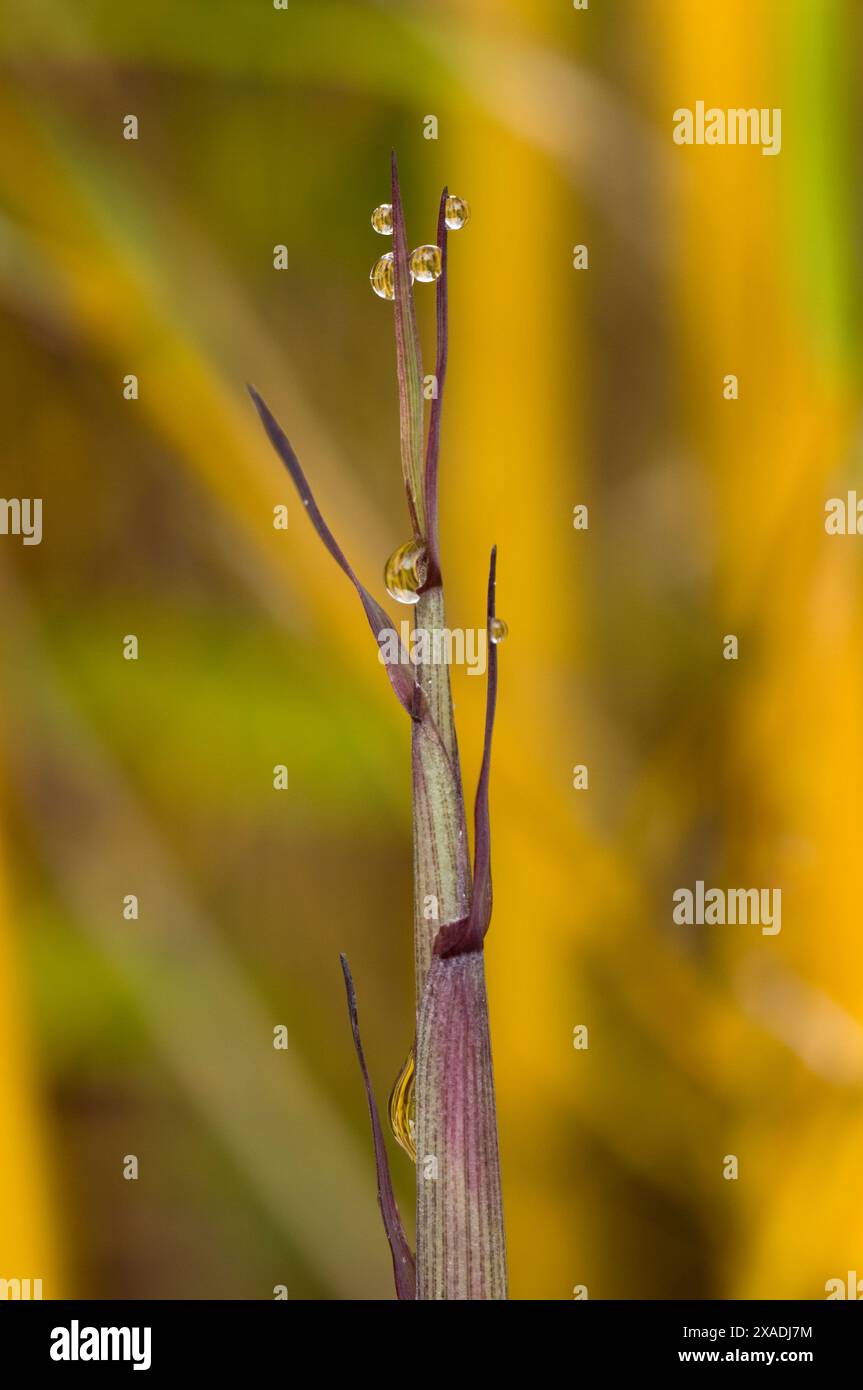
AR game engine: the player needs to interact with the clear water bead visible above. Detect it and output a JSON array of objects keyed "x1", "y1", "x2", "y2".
[
  {"x1": 409, "y1": 244, "x2": 442, "y2": 283},
  {"x1": 370, "y1": 251, "x2": 395, "y2": 300},
  {"x1": 384, "y1": 539, "x2": 428, "y2": 604},
  {"x1": 371, "y1": 203, "x2": 394, "y2": 235},
  {"x1": 388, "y1": 1050, "x2": 416, "y2": 1162},
  {"x1": 445, "y1": 195, "x2": 470, "y2": 230}
]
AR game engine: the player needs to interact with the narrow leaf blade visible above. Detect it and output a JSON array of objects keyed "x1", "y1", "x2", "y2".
[
  {"x1": 340, "y1": 955, "x2": 417, "y2": 1301},
  {"x1": 423, "y1": 188, "x2": 449, "y2": 579},
  {"x1": 248, "y1": 384, "x2": 417, "y2": 714},
  {"x1": 391, "y1": 152, "x2": 425, "y2": 539},
  {"x1": 468, "y1": 546, "x2": 499, "y2": 939},
  {"x1": 428, "y1": 548, "x2": 499, "y2": 960}
]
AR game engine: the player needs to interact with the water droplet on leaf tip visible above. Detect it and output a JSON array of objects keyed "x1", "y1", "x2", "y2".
[{"x1": 444, "y1": 195, "x2": 470, "y2": 231}]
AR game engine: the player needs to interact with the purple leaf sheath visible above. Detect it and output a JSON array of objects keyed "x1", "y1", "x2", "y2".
[{"x1": 414, "y1": 549, "x2": 507, "y2": 1298}]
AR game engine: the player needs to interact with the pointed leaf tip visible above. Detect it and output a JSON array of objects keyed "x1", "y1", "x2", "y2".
[
  {"x1": 248, "y1": 385, "x2": 417, "y2": 714},
  {"x1": 471, "y1": 546, "x2": 499, "y2": 936},
  {"x1": 390, "y1": 155, "x2": 425, "y2": 540},
  {"x1": 433, "y1": 547, "x2": 500, "y2": 961},
  {"x1": 433, "y1": 547, "x2": 499, "y2": 959},
  {"x1": 340, "y1": 955, "x2": 416, "y2": 1300},
  {"x1": 423, "y1": 187, "x2": 450, "y2": 580}
]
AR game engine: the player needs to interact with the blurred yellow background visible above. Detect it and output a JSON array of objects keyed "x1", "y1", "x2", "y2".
[{"x1": 1, "y1": 0, "x2": 861, "y2": 1299}]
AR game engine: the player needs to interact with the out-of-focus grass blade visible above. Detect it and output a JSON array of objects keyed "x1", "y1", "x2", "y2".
[
  {"x1": 0, "y1": 823, "x2": 63, "y2": 1293},
  {"x1": 0, "y1": 567, "x2": 394, "y2": 1299}
]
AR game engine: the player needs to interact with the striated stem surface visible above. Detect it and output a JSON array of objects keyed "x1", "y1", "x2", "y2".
[
  {"x1": 415, "y1": 950, "x2": 507, "y2": 1299},
  {"x1": 411, "y1": 586, "x2": 471, "y2": 1003}
]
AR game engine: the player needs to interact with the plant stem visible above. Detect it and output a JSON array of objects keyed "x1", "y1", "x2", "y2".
[{"x1": 411, "y1": 585, "x2": 471, "y2": 1004}]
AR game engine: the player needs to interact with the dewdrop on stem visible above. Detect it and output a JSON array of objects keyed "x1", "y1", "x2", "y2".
[
  {"x1": 384, "y1": 539, "x2": 428, "y2": 605},
  {"x1": 388, "y1": 1050, "x2": 417, "y2": 1162},
  {"x1": 370, "y1": 251, "x2": 396, "y2": 301}
]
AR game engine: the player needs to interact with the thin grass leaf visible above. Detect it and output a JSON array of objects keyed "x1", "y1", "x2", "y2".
[
  {"x1": 433, "y1": 547, "x2": 498, "y2": 959},
  {"x1": 340, "y1": 955, "x2": 416, "y2": 1301},
  {"x1": 471, "y1": 546, "x2": 499, "y2": 936},
  {"x1": 423, "y1": 188, "x2": 448, "y2": 581},
  {"x1": 248, "y1": 384, "x2": 417, "y2": 714},
  {"x1": 391, "y1": 151, "x2": 425, "y2": 540},
  {"x1": 405, "y1": 206, "x2": 469, "y2": 990}
]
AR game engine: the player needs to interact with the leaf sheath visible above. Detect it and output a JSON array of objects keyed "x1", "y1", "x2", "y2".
[{"x1": 414, "y1": 949, "x2": 507, "y2": 1299}]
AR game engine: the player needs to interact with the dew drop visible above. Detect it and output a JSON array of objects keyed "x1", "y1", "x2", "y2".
[
  {"x1": 370, "y1": 251, "x2": 395, "y2": 300},
  {"x1": 371, "y1": 203, "x2": 394, "y2": 235},
  {"x1": 444, "y1": 195, "x2": 470, "y2": 231},
  {"x1": 388, "y1": 1049, "x2": 416, "y2": 1162},
  {"x1": 384, "y1": 539, "x2": 428, "y2": 605},
  {"x1": 409, "y1": 244, "x2": 442, "y2": 283},
  {"x1": 490, "y1": 617, "x2": 508, "y2": 644}
]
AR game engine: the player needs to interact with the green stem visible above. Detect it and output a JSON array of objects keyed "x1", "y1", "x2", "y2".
[{"x1": 411, "y1": 585, "x2": 471, "y2": 1006}]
